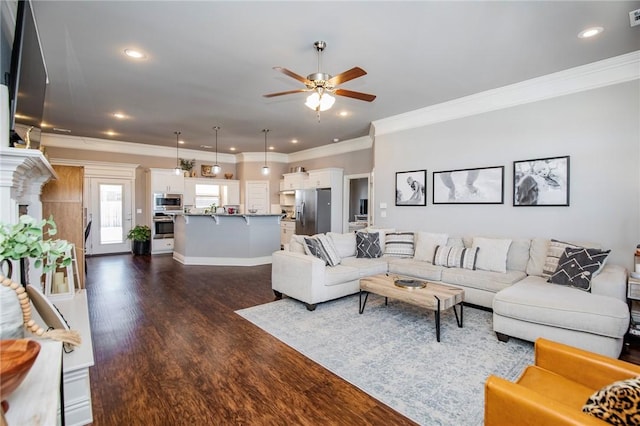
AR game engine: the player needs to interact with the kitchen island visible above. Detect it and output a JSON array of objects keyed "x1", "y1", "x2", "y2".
[{"x1": 172, "y1": 213, "x2": 282, "y2": 266}]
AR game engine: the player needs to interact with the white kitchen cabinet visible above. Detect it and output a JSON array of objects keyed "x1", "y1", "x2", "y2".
[
  {"x1": 149, "y1": 168, "x2": 184, "y2": 194},
  {"x1": 152, "y1": 237, "x2": 174, "y2": 254},
  {"x1": 280, "y1": 220, "x2": 296, "y2": 246},
  {"x1": 282, "y1": 172, "x2": 307, "y2": 190},
  {"x1": 306, "y1": 168, "x2": 342, "y2": 189}
]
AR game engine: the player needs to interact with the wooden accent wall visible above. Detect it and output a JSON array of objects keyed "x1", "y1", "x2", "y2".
[{"x1": 42, "y1": 165, "x2": 85, "y2": 288}]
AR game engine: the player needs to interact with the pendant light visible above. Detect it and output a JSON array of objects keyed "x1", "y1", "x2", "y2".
[
  {"x1": 261, "y1": 129, "x2": 270, "y2": 176},
  {"x1": 174, "y1": 131, "x2": 181, "y2": 175},
  {"x1": 212, "y1": 126, "x2": 221, "y2": 174}
]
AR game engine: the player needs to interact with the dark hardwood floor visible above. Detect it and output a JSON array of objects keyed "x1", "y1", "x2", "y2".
[
  {"x1": 85, "y1": 254, "x2": 640, "y2": 425},
  {"x1": 85, "y1": 254, "x2": 418, "y2": 425}
]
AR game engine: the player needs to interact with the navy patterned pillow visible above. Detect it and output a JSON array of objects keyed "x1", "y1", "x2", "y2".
[
  {"x1": 356, "y1": 232, "x2": 382, "y2": 259},
  {"x1": 548, "y1": 247, "x2": 610, "y2": 291}
]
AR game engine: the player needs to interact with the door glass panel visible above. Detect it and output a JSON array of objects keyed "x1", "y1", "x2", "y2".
[{"x1": 99, "y1": 184, "x2": 124, "y2": 244}]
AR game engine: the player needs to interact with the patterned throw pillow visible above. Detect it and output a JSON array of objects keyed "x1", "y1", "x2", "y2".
[
  {"x1": 383, "y1": 232, "x2": 415, "y2": 258},
  {"x1": 582, "y1": 376, "x2": 640, "y2": 425},
  {"x1": 542, "y1": 239, "x2": 581, "y2": 279},
  {"x1": 432, "y1": 245, "x2": 479, "y2": 270},
  {"x1": 548, "y1": 247, "x2": 611, "y2": 291},
  {"x1": 303, "y1": 235, "x2": 341, "y2": 267},
  {"x1": 356, "y1": 232, "x2": 382, "y2": 259}
]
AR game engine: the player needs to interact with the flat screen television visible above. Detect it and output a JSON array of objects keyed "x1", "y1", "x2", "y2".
[{"x1": 8, "y1": 0, "x2": 47, "y2": 145}]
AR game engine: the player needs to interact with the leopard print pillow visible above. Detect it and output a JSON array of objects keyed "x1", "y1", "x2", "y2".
[{"x1": 582, "y1": 376, "x2": 640, "y2": 425}]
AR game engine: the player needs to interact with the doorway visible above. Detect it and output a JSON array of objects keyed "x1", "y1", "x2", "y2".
[
  {"x1": 87, "y1": 179, "x2": 133, "y2": 255},
  {"x1": 245, "y1": 181, "x2": 270, "y2": 213},
  {"x1": 343, "y1": 173, "x2": 371, "y2": 232}
]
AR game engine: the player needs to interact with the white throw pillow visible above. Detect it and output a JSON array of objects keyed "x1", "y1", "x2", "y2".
[
  {"x1": 472, "y1": 237, "x2": 512, "y2": 273},
  {"x1": 289, "y1": 234, "x2": 307, "y2": 254},
  {"x1": 414, "y1": 232, "x2": 449, "y2": 263},
  {"x1": 327, "y1": 232, "x2": 356, "y2": 258}
]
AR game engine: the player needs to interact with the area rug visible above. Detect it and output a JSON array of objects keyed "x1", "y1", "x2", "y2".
[{"x1": 236, "y1": 294, "x2": 533, "y2": 425}]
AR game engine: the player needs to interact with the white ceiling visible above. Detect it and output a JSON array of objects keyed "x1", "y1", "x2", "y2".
[{"x1": 28, "y1": 1, "x2": 640, "y2": 155}]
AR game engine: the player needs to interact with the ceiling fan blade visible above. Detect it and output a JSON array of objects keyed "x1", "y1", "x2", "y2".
[
  {"x1": 334, "y1": 89, "x2": 376, "y2": 102},
  {"x1": 273, "y1": 67, "x2": 312, "y2": 85},
  {"x1": 263, "y1": 89, "x2": 309, "y2": 98},
  {"x1": 327, "y1": 67, "x2": 367, "y2": 86}
]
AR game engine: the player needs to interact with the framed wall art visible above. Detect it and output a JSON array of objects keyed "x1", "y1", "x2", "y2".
[
  {"x1": 201, "y1": 164, "x2": 216, "y2": 177},
  {"x1": 395, "y1": 170, "x2": 426, "y2": 206},
  {"x1": 513, "y1": 156, "x2": 569, "y2": 206},
  {"x1": 433, "y1": 166, "x2": 504, "y2": 204}
]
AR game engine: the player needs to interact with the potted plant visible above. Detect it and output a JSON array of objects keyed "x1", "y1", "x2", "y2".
[
  {"x1": 180, "y1": 158, "x2": 196, "y2": 177},
  {"x1": 0, "y1": 215, "x2": 72, "y2": 279},
  {"x1": 126, "y1": 225, "x2": 151, "y2": 255}
]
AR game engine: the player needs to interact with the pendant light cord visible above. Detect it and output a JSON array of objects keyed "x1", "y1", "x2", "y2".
[{"x1": 174, "y1": 131, "x2": 181, "y2": 167}]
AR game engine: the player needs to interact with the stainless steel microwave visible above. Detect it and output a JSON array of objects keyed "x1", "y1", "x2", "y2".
[{"x1": 154, "y1": 193, "x2": 182, "y2": 211}]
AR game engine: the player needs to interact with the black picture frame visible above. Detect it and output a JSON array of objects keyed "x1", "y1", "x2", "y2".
[
  {"x1": 433, "y1": 166, "x2": 504, "y2": 204},
  {"x1": 513, "y1": 156, "x2": 570, "y2": 206},
  {"x1": 395, "y1": 170, "x2": 426, "y2": 206}
]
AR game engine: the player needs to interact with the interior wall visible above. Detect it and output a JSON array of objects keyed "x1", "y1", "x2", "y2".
[
  {"x1": 291, "y1": 148, "x2": 372, "y2": 175},
  {"x1": 373, "y1": 81, "x2": 640, "y2": 268}
]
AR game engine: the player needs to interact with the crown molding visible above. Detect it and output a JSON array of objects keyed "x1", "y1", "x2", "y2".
[
  {"x1": 288, "y1": 135, "x2": 373, "y2": 163},
  {"x1": 237, "y1": 152, "x2": 288, "y2": 163},
  {"x1": 373, "y1": 50, "x2": 640, "y2": 136},
  {"x1": 40, "y1": 132, "x2": 369, "y2": 164},
  {"x1": 40, "y1": 133, "x2": 238, "y2": 164}
]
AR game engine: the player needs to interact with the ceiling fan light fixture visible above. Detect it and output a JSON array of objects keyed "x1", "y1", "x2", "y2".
[{"x1": 305, "y1": 91, "x2": 335, "y2": 112}]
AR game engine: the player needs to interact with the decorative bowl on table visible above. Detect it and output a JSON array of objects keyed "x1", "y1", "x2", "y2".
[
  {"x1": 248, "y1": 209, "x2": 258, "y2": 214},
  {"x1": 0, "y1": 339, "x2": 41, "y2": 408}
]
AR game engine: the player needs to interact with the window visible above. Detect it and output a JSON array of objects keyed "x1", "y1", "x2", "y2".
[{"x1": 195, "y1": 184, "x2": 221, "y2": 209}]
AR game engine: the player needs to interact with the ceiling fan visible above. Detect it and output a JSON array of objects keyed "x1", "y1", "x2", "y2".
[{"x1": 264, "y1": 41, "x2": 376, "y2": 112}]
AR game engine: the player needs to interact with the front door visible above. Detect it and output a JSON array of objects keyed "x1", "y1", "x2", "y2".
[{"x1": 88, "y1": 179, "x2": 133, "y2": 255}]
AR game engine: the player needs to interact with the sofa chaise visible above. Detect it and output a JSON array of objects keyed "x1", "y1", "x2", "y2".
[{"x1": 271, "y1": 229, "x2": 630, "y2": 357}]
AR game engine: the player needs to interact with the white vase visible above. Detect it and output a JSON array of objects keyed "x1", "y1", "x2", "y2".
[{"x1": 0, "y1": 284, "x2": 25, "y2": 339}]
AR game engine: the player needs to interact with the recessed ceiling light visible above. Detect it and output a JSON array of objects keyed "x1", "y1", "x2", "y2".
[
  {"x1": 40, "y1": 122, "x2": 50, "y2": 127},
  {"x1": 178, "y1": 140, "x2": 185, "y2": 145},
  {"x1": 269, "y1": 146, "x2": 275, "y2": 150},
  {"x1": 338, "y1": 111, "x2": 349, "y2": 117},
  {"x1": 333, "y1": 138, "x2": 340, "y2": 143},
  {"x1": 291, "y1": 139, "x2": 298, "y2": 144},
  {"x1": 230, "y1": 147, "x2": 236, "y2": 151},
  {"x1": 124, "y1": 48, "x2": 146, "y2": 59},
  {"x1": 113, "y1": 112, "x2": 126, "y2": 119},
  {"x1": 200, "y1": 144, "x2": 211, "y2": 148},
  {"x1": 53, "y1": 127, "x2": 71, "y2": 133},
  {"x1": 105, "y1": 130, "x2": 117, "y2": 137},
  {"x1": 578, "y1": 26, "x2": 604, "y2": 39}
]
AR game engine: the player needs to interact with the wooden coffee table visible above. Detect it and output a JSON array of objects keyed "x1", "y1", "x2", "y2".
[{"x1": 359, "y1": 274, "x2": 464, "y2": 342}]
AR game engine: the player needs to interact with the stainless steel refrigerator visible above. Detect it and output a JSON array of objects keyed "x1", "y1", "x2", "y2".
[{"x1": 295, "y1": 188, "x2": 331, "y2": 235}]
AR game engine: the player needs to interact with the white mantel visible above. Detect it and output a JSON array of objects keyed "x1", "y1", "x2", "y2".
[{"x1": 0, "y1": 85, "x2": 57, "y2": 283}]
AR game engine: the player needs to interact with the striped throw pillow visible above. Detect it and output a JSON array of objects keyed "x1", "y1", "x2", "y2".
[
  {"x1": 383, "y1": 232, "x2": 415, "y2": 258},
  {"x1": 433, "y1": 245, "x2": 479, "y2": 270}
]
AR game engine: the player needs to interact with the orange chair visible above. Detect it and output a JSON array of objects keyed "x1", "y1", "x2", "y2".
[{"x1": 485, "y1": 338, "x2": 640, "y2": 425}]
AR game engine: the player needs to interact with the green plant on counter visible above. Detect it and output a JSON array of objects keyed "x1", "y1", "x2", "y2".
[
  {"x1": 204, "y1": 203, "x2": 217, "y2": 214},
  {"x1": 0, "y1": 215, "x2": 72, "y2": 273},
  {"x1": 126, "y1": 225, "x2": 151, "y2": 242}
]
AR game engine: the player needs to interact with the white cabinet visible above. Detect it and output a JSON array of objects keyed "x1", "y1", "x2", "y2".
[
  {"x1": 280, "y1": 220, "x2": 296, "y2": 246},
  {"x1": 226, "y1": 180, "x2": 240, "y2": 204},
  {"x1": 282, "y1": 172, "x2": 307, "y2": 190},
  {"x1": 152, "y1": 238, "x2": 174, "y2": 254},
  {"x1": 149, "y1": 168, "x2": 184, "y2": 194},
  {"x1": 306, "y1": 168, "x2": 342, "y2": 189}
]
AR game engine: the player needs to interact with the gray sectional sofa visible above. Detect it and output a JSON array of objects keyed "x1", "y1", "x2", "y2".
[{"x1": 271, "y1": 229, "x2": 630, "y2": 357}]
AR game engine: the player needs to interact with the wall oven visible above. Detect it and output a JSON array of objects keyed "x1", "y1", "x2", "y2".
[
  {"x1": 153, "y1": 213, "x2": 174, "y2": 239},
  {"x1": 154, "y1": 193, "x2": 182, "y2": 211}
]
